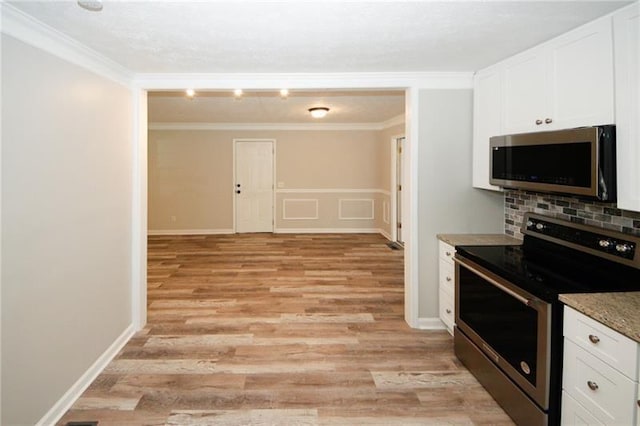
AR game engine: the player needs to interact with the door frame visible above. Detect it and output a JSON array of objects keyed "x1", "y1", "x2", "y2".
[
  {"x1": 232, "y1": 138, "x2": 277, "y2": 233},
  {"x1": 133, "y1": 73, "x2": 474, "y2": 331},
  {"x1": 390, "y1": 134, "x2": 405, "y2": 245}
]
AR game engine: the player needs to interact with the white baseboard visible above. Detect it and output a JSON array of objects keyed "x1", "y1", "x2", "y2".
[
  {"x1": 36, "y1": 324, "x2": 135, "y2": 426},
  {"x1": 148, "y1": 228, "x2": 234, "y2": 236},
  {"x1": 274, "y1": 228, "x2": 383, "y2": 234},
  {"x1": 379, "y1": 229, "x2": 392, "y2": 241},
  {"x1": 417, "y1": 317, "x2": 447, "y2": 330}
]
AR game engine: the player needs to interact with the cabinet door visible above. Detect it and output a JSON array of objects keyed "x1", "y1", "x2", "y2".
[
  {"x1": 549, "y1": 18, "x2": 615, "y2": 130},
  {"x1": 614, "y1": 3, "x2": 640, "y2": 212},
  {"x1": 502, "y1": 51, "x2": 549, "y2": 134},
  {"x1": 562, "y1": 391, "x2": 604, "y2": 425},
  {"x1": 473, "y1": 68, "x2": 503, "y2": 191}
]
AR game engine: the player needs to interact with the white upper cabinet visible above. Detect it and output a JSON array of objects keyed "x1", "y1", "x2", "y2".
[
  {"x1": 472, "y1": 67, "x2": 503, "y2": 191},
  {"x1": 502, "y1": 51, "x2": 549, "y2": 134},
  {"x1": 550, "y1": 18, "x2": 615, "y2": 130},
  {"x1": 613, "y1": 2, "x2": 640, "y2": 212},
  {"x1": 501, "y1": 17, "x2": 614, "y2": 134}
]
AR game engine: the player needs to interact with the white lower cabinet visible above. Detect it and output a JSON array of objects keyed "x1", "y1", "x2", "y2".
[
  {"x1": 562, "y1": 306, "x2": 640, "y2": 424},
  {"x1": 438, "y1": 241, "x2": 455, "y2": 335},
  {"x1": 562, "y1": 391, "x2": 604, "y2": 425}
]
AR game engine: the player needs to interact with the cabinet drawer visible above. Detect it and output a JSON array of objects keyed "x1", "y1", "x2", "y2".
[
  {"x1": 439, "y1": 288, "x2": 454, "y2": 334},
  {"x1": 439, "y1": 260, "x2": 455, "y2": 293},
  {"x1": 561, "y1": 390, "x2": 604, "y2": 425},
  {"x1": 564, "y1": 306, "x2": 639, "y2": 378},
  {"x1": 563, "y1": 340, "x2": 636, "y2": 425},
  {"x1": 438, "y1": 241, "x2": 455, "y2": 264}
]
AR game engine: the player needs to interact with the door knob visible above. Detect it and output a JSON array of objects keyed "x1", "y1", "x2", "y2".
[
  {"x1": 535, "y1": 119, "x2": 543, "y2": 125},
  {"x1": 236, "y1": 190, "x2": 241, "y2": 194},
  {"x1": 236, "y1": 184, "x2": 241, "y2": 188},
  {"x1": 545, "y1": 118, "x2": 553, "y2": 124}
]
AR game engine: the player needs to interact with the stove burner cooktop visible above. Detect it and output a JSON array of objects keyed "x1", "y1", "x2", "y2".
[
  {"x1": 456, "y1": 243, "x2": 640, "y2": 303},
  {"x1": 455, "y1": 213, "x2": 640, "y2": 303}
]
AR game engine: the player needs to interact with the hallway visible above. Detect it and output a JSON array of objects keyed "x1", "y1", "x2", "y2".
[{"x1": 59, "y1": 234, "x2": 511, "y2": 425}]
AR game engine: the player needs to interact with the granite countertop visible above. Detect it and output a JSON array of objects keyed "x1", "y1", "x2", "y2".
[
  {"x1": 437, "y1": 233, "x2": 522, "y2": 247},
  {"x1": 559, "y1": 292, "x2": 640, "y2": 344}
]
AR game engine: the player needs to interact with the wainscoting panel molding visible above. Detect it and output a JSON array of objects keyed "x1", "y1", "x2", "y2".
[
  {"x1": 339, "y1": 199, "x2": 375, "y2": 220},
  {"x1": 383, "y1": 200, "x2": 390, "y2": 224},
  {"x1": 282, "y1": 199, "x2": 319, "y2": 220}
]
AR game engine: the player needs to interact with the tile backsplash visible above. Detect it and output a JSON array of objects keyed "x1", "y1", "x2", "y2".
[{"x1": 504, "y1": 190, "x2": 640, "y2": 240}]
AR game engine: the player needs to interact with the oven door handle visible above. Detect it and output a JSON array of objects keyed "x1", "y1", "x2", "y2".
[{"x1": 454, "y1": 258, "x2": 532, "y2": 306}]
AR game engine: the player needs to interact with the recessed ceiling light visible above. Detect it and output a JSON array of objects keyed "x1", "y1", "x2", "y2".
[
  {"x1": 280, "y1": 89, "x2": 289, "y2": 99},
  {"x1": 77, "y1": 0, "x2": 103, "y2": 12},
  {"x1": 185, "y1": 88, "x2": 195, "y2": 98},
  {"x1": 234, "y1": 89, "x2": 243, "y2": 98},
  {"x1": 309, "y1": 107, "x2": 330, "y2": 119}
]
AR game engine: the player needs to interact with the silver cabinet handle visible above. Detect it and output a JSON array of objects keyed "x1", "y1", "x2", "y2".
[
  {"x1": 535, "y1": 119, "x2": 543, "y2": 125},
  {"x1": 446, "y1": 308, "x2": 452, "y2": 314},
  {"x1": 545, "y1": 118, "x2": 553, "y2": 124},
  {"x1": 588, "y1": 334, "x2": 600, "y2": 344},
  {"x1": 587, "y1": 381, "x2": 599, "y2": 391},
  {"x1": 446, "y1": 277, "x2": 452, "y2": 282}
]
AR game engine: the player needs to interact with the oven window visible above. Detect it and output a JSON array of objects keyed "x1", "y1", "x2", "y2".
[{"x1": 458, "y1": 266, "x2": 538, "y2": 385}]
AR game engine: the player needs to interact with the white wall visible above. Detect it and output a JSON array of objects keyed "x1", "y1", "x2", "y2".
[
  {"x1": 417, "y1": 89, "x2": 504, "y2": 318},
  {"x1": 1, "y1": 34, "x2": 134, "y2": 425}
]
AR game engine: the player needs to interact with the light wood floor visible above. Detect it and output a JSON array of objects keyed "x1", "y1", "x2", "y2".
[{"x1": 59, "y1": 233, "x2": 512, "y2": 425}]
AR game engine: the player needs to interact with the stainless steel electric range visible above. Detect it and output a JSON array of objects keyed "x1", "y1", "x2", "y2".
[{"x1": 454, "y1": 212, "x2": 640, "y2": 426}]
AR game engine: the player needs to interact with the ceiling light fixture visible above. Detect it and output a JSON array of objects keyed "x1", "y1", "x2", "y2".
[
  {"x1": 309, "y1": 107, "x2": 330, "y2": 119},
  {"x1": 77, "y1": 0, "x2": 103, "y2": 12},
  {"x1": 185, "y1": 88, "x2": 195, "y2": 98},
  {"x1": 233, "y1": 89, "x2": 243, "y2": 98},
  {"x1": 280, "y1": 89, "x2": 289, "y2": 99}
]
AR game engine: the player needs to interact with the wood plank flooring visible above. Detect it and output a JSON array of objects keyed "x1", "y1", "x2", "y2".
[{"x1": 58, "y1": 233, "x2": 513, "y2": 425}]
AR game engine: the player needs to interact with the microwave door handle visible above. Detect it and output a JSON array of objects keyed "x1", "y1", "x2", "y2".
[{"x1": 454, "y1": 258, "x2": 531, "y2": 306}]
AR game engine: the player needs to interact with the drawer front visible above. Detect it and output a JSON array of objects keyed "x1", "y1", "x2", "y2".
[
  {"x1": 439, "y1": 288, "x2": 454, "y2": 334},
  {"x1": 563, "y1": 339, "x2": 636, "y2": 425},
  {"x1": 438, "y1": 241, "x2": 455, "y2": 264},
  {"x1": 562, "y1": 390, "x2": 604, "y2": 425},
  {"x1": 564, "y1": 306, "x2": 639, "y2": 378},
  {"x1": 439, "y1": 260, "x2": 455, "y2": 293}
]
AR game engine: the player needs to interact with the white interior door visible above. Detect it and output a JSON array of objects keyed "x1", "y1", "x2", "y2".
[{"x1": 235, "y1": 140, "x2": 274, "y2": 233}]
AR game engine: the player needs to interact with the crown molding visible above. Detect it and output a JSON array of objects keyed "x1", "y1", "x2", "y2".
[
  {"x1": 134, "y1": 72, "x2": 473, "y2": 90},
  {"x1": 1, "y1": 3, "x2": 133, "y2": 86},
  {"x1": 381, "y1": 114, "x2": 405, "y2": 130},
  {"x1": 149, "y1": 120, "x2": 405, "y2": 132}
]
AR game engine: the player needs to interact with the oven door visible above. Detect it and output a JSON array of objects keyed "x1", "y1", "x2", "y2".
[{"x1": 454, "y1": 254, "x2": 551, "y2": 410}]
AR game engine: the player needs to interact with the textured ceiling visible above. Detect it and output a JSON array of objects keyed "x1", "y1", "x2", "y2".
[
  {"x1": 8, "y1": 1, "x2": 632, "y2": 73},
  {"x1": 148, "y1": 90, "x2": 405, "y2": 124}
]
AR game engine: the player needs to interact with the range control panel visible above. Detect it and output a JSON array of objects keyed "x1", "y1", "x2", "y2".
[{"x1": 523, "y1": 213, "x2": 638, "y2": 263}]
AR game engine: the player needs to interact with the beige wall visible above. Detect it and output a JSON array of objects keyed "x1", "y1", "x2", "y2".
[
  {"x1": 148, "y1": 126, "x2": 403, "y2": 236},
  {"x1": 2, "y1": 35, "x2": 133, "y2": 425},
  {"x1": 149, "y1": 130, "x2": 234, "y2": 231}
]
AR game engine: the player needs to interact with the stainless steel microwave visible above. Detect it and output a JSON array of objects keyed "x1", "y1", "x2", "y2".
[{"x1": 489, "y1": 125, "x2": 616, "y2": 201}]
